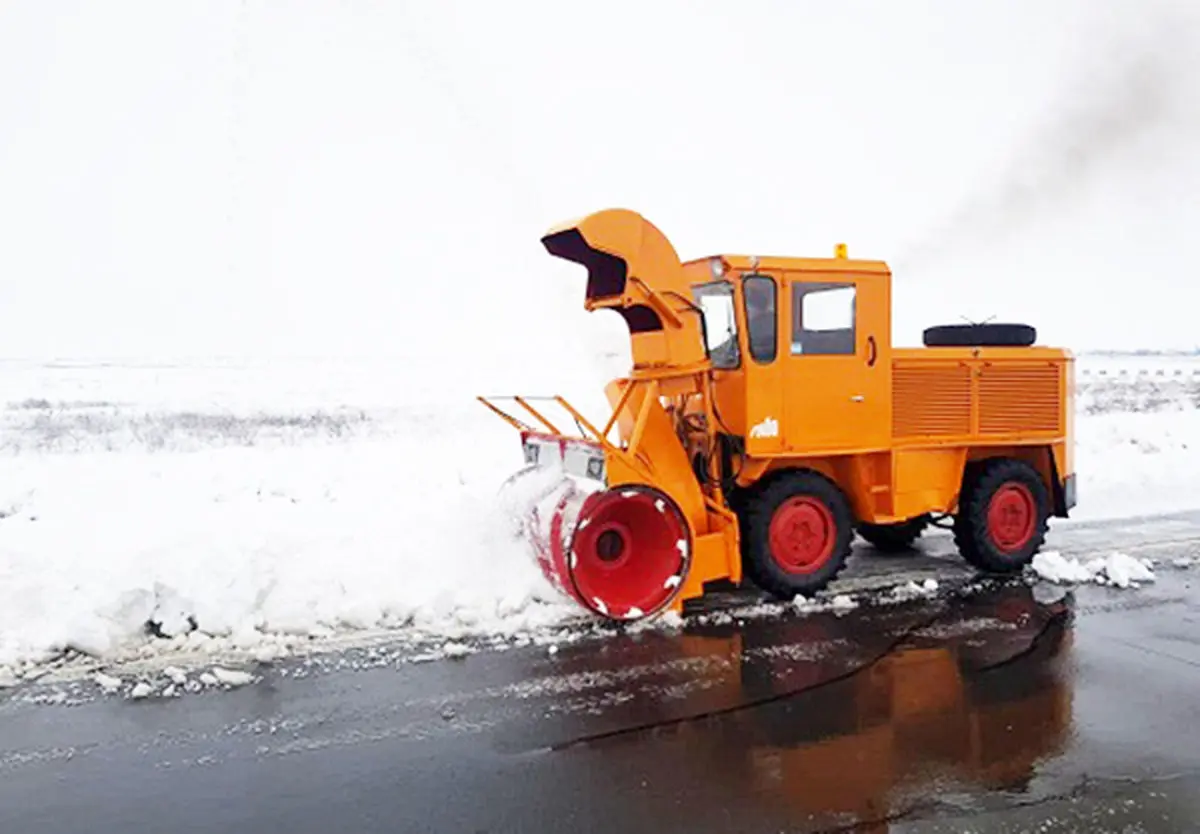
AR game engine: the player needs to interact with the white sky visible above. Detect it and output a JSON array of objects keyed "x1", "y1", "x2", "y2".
[{"x1": 1, "y1": 0, "x2": 1198, "y2": 360}]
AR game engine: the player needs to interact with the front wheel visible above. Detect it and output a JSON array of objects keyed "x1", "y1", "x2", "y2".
[
  {"x1": 953, "y1": 459, "x2": 1050, "y2": 573},
  {"x1": 740, "y1": 470, "x2": 854, "y2": 600}
]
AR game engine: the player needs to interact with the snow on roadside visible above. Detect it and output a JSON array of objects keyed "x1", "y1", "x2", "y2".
[
  {"x1": 0, "y1": 390, "x2": 591, "y2": 676},
  {"x1": 1072, "y1": 408, "x2": 1200, "y2": 522},
  {"x1": 1031, "y1": 551, "x2": 1156, "y2": 588}
]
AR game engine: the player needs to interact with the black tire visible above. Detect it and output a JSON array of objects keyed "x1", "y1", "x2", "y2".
[
  {"x1": 923, "y1": 323, "x2": 1037, "y2": 348},
  {"x1": 740, "y1": 470, "x2": 854, "y2": 600},
  {"x1": 857, "y1": 515, "x2": 930, "y2": 553},
  {"x1": 953, "y1": 458, "x2": 1050, "y2": 573}
]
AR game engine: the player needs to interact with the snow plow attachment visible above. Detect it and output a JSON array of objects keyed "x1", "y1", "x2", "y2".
[
  {"x1": 478, "y1": 208, "x2": 741, "y2": 622},
  {"x1": 480, "y1": 388, "x2": 739, "y2": 622},
  {"x1": 499, "y1": 447, "x2": 692, "y2": 620}
]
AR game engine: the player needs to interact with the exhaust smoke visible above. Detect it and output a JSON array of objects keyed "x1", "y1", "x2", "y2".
[{"x1": 898, "y1": 8, "x2": 1199, "y2": 272}]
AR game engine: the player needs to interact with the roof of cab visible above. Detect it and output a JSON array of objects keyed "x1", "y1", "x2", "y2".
[{"x1": 684, "y1": 254, "x2": 891, "y2": 277}]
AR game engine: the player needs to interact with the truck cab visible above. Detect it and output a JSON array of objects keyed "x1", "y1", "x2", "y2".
[{"x1": 685, "y1": 252, "x2": 894, "y2": 459}]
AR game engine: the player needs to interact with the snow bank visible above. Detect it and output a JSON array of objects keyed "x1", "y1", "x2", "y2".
[
  {"x1": 0, "y1": 355, "x2": 1197, "y2": 674},
  {"x1": 1072, "y1": 409, "x2": 1200, "y2": 522},
  {"x1": 0, "y1": 434, "x2": 586, "y2": 670},
  {"x1": 1031, "y1": 551, "x2": 1156, "y2": 588},
  {"x1": 0, "y1": 358, "x2": 616, "y2": 673}
]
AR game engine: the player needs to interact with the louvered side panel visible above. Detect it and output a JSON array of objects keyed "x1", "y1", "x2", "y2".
[
  {"x1": 893, "y1": 363, "x2": 972, "y2": 438},
  {"x1": 979, "y1": 364, "x2": 1062, "y2": 435}
]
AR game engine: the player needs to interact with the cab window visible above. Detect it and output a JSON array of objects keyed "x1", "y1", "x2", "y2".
[
  {"x1": 692, "y1": 282, "x2": 740, "y2": 369},
  {"x1": 792, "y1": 282, "x2": 856, "y2": 355},
  {"x1": 743, "y1": 274, "x2": 777, "y2": 363}
]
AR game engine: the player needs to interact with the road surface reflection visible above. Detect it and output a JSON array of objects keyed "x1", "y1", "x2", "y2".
[{"x1": 550, "y1": 582, "x2": 1075, "y2": 832}]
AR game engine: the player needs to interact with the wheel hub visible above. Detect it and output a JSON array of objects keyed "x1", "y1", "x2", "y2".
[
  {"x1": 768, "y1": 496, "x2": 836, "y2": 574},
  {"x1": 987, "y1": 483, "x2": 1036, "y2": 553}
]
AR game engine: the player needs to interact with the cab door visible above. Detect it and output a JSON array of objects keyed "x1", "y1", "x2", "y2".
[{"x1": 782, "y1": 275, "x2": 890, "y2": 453}]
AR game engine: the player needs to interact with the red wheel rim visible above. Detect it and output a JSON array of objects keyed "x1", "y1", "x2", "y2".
[
  {"x1": 987, "y1": 482, "x2": 1036, "y2": 553},
  {"x1": 768, "y1": 496, "x2": 837, "y2": 574}
]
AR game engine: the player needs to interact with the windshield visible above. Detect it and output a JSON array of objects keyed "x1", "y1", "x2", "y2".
[{"x1": 692, "y1": 282, "x2": 739, "y2": 369}]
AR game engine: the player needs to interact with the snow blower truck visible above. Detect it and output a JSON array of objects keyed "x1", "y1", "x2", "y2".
[{"x1": 479, "y1": 209, "x2": 1076, "y2": 622}]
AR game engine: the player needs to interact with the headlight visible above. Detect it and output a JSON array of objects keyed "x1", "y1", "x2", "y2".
[{"x1": 520, "y1": 435, "x2": 606, "y2": 483}]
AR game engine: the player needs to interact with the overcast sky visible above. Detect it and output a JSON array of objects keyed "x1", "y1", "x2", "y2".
[{"x1": 1, "y1": 0, "x2": 1198, "y2": 361}]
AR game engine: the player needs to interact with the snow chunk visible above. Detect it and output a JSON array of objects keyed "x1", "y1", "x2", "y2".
[
  {"x1": 1032, "y1": 551, "x2": 1095, "y2": 584},
  {"x1": 887, "y1": 579, "x2": 941, "y2": 602},
  {"x1": 441, "y1": 641, "x2": 472, "y2": 659},
  {"x1": 657, "y1": 610, "x2": 684, "y2": 629},
  {"x1": 1098, "y1": 552, "x2": 1155, "y2": 588},
  {"x1": 1032, "y1": 550, "x2": 1155, "y2": 587},
  {"x1": 129, "y1": 681, "x2": 154, "y2": 699},
  {"x1": 94, "y1": 672, "x2": 123, "y2": 693},
  {"x1": 211, "y1": 667, "x2": 255, "y2": 687}
]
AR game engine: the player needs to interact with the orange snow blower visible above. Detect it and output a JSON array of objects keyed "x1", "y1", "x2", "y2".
[{"x1": 480, "y1": 209, "x2": 1076, "y2": 622}]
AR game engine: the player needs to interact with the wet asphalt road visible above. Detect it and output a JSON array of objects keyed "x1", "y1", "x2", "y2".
[{"x1": 2, "y1": 513, "x2": 1200, "y2": 833}]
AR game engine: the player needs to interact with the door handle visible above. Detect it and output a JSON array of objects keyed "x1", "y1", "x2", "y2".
[{"x1": 866, "y1": 335, "x2": 878, "y2": 367}]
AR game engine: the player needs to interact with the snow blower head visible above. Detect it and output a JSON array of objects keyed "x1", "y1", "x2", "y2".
[{"x1": 499, "y1": 434, "x2": 693, "y2": 620}]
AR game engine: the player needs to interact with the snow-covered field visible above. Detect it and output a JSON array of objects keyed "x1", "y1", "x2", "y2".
[{"x1": 1, "y1": 352, "x2": 1198, "y2": 681}]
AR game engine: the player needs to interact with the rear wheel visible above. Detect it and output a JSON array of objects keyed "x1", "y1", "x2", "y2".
[
  {"x1": 741, "y1": 470, "x2": 854, "y2": 600},
  {"x1": 857, "y1": 515, "x2": 930, "y2": 553},
  {"x1": 953, "y1": 459, "x2": 1050, "y2": 573}
]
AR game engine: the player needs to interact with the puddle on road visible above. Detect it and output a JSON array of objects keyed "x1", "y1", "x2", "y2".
[{"x1": 508, "y1": 581, "x2": 1078, "y2": 832}]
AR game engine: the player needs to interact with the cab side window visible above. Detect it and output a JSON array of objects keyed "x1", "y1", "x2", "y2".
[
  {"x1": 743, "y1": 275, "x2": 777, "y2": 363},
  {"x1": 792, "y1": 282, "x2": 856, "y2": 355}
]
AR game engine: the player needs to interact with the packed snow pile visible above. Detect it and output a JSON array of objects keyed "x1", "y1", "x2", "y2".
[
  {"x1": 1031, "y1": 550, "x2": 1156, "y2": 588},
  {"x1": 0, "y1": 354, "x2": 1196, "y2": 674},
  {"x1": 1070, "y1": 357, "x2": 1200, "y2": 520}
]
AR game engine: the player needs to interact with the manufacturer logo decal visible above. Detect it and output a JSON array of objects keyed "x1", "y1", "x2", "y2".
[{"x1": 749, "y1": 416, "x2": 779, "y2": 439}]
